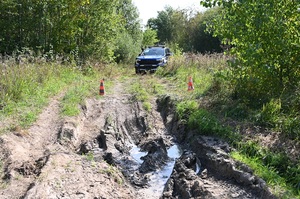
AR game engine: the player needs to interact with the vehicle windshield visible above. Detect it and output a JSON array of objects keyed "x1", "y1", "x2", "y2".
[{"x1": 142, "y1": 48, "x2": 165, "y2": 56}]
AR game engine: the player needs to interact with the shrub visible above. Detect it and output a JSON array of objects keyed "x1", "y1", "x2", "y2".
[
  {"x1": 188, "y1": 108, "x2": 232, "y2": 138},
  {"x1": 255, "y1": 98, "x2": 282, "y2": 126},
  {"x1": 176, "y1": 100, "x2": 198, "y2": 122}
]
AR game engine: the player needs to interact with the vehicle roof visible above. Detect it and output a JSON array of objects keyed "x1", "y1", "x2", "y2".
[{"x1": 147, "y1": 45, "x2": 167, "y2": 49}]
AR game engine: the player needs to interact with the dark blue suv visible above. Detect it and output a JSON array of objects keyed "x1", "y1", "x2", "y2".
[{"x1": 135, "y1": 46, "x2": 172, "y2": 74}]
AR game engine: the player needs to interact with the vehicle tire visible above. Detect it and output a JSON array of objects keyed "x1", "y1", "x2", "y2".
[{"x1": 135, "y1": 68, "x2": 140, "y2": 74}]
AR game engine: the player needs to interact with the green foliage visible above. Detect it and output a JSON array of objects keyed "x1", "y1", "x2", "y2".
[
  {"x1": 147, "y1": 6, "x2": 174, "y2": 43},
  {"x1": 114, "y1": 31, "x2": 141, "y2": 64},
  {"x1": 0, "y1": 55, "x2": 99, "y2": 130},
  {"x1": 147, "y1": 6, "x2": 222, "y2": 53},
  {"x1": 201, "y1": 0, "x2": 300, "y2": 106},
  {"x1": 255, "y1": 98, "x2": 282, "y2": 126},
  {"x1": 231, "y1": 151, "x2": 297, "y2": 198},
  {"x1": 128, "y1": 76, "x2": 167, "y2": 113},
  {"x1": 188, "y1": 108, "x2": 231, "y2": 138},
  {"x1": 156, "y1": 52, "x2": 299, "y2": 196},
  {"x1": 234, "y1": 141, "x2": 300, "y2": 197},
  {"x1": 61, "y1": 73, "x2": 97, "y2": 116},
  {"x1": 142, "y1": 102, "x2": 152, "y2": 112},
  {"x1": 167, "y1": 43, "x2": 183, "y2": 56},
  {"x1": 142, "y1": 28, "x2": 159, "y2": 48},
  {"x1": 251, "y1": 97, "x2": 300, "y2": 140},
  {"x1": 114, "y1": 0, "x2": 143, "y2": 63},
  {"x1": 185, "y1": 7, "x2": 222, "y2": 53},
  {"x1": 281, "y1": 116, "x2": 300, "y2": 140},
  {"x1": 200, "y1": 0, "x2": 300, "y2": 142},
  {"x1": 130, "y1": 82, "x2": 149, "y2": 102},
  {"x1": 0, "y1": 0, "x2": 142, "y2": 63},
  {"x1": 157, "y1": 53, "x2": 227, "y2": 100},
  {"x1": 176, "y1": 100, "x2": 198, "y2": 122},
  {"x1": 0, "y1": 57, "x2": 75, "y2": 128}
]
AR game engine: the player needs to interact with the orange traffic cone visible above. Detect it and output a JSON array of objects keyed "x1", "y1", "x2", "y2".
[
  {"x1": 99, "y1": 79, "x2": 105, "y2": 95},
  {"x1": 188, "y1": 76, "x2": 194, "y2": 91}
]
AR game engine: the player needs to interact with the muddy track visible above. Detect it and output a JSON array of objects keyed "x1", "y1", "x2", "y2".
[{"x1": 0, "y1": 78, "x2": 277, "y2": 199}]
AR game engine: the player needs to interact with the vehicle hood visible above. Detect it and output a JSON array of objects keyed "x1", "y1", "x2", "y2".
[{"x1": 137, "y1": 55, "x2": 164, "y2": 59}]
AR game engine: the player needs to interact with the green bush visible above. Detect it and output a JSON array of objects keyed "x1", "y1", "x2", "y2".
[
  {"x1": 282, "y1": 116, "x2": 300, "y2": 139},
  {"x1": 176, "y1": 100, "x2": 198, "y2": 122},
  {"x1": 188, "y1": 108, "x2": 232, "y2": 138},
  {"x1": 255, "y1": 98, "x2": 282, "y2": 126},
  {"x1": 235, "y1": 140, "x2": 300, "y2": 195},
  {"x1": 114, "y1": 32, "x2": 141, "y2": 64}
]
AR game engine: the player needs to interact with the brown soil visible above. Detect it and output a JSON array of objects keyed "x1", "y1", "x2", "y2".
[{"x1": 0, "y1": 77, "x2": 279, "y2": 199}]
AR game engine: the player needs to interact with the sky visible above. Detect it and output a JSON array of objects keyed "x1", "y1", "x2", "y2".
[{"x1": 132, "y1": 0, "x2": 206, "y2": 25}]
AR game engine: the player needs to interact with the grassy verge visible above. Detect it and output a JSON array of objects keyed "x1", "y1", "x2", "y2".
[
  {"x1": 60, "y1": 73, "x2": 98, "y2": 116},
  {"x1": 128, "y1": 75, "x2": 166, "y2": 112},
  {"x1": 0, "y1": 58, "x2": 118, "y2": 132},
  {"x1": 0, "y1": 60, "x2": 79, "y2": 132},
  {"x1": 231, "y1": 151, "x2": 299, "y2": 198},
  {"x1": 155, "y1": 53, "x2": 299, "y2": 198}
]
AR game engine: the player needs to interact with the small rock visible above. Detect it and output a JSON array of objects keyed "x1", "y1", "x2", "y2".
[
  {"x1": 200, "y1": 168, "x2": 208, "y2": 179},
  {"x1": 231, "y1": 193, "x2": 240, "y2": 198}
]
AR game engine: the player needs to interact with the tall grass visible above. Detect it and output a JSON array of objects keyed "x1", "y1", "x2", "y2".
[
  {"x1": 155, "y1": 53, "x2": 300, "y2": 198},
  {"x1": 231, "y1": 151, "x2": 297, "y2": 199},
  {"x1": 60, "y1": 74, "x2": 98, "y2": 116},
  {"x1": 0, "y1": 55, "x2": 96, "y2": 132},
  {"x1": 156, "y1": 53, "x2": 228, "y2": 99},
  {"x1": 128, "y1": 74, "x2": 167, "y2": 112}
]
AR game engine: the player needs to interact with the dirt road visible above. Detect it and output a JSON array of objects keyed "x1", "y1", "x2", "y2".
[{"x1": 0, "y1": 77, "x2": 276, "y2": 199}]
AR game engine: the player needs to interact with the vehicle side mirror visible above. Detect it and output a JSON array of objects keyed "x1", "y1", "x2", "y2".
[{"x1": 166, "y1": 53, "x2": 172, "y2": 56}]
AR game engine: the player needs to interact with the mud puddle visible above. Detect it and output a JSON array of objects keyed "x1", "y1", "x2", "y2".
[{"x1": 134, "y1": 144, "x2": 182, "y2": 198}]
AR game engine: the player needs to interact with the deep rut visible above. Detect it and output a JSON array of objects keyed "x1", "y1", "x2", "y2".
[{"x1": 0, "y1": 77, "x2": 277, "y2": 199}]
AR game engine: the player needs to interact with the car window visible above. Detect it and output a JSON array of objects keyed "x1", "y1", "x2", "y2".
[{"x1": 142, "y1": 48, "x2": 165, "y2": 56}]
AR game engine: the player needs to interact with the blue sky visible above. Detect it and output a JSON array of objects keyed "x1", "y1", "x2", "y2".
[{"x1": 132, "y1": 0, "x2": 206, "y2": 25}]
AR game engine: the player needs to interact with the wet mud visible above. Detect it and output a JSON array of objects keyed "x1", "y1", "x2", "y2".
[{"x1": 0, "y1": 81, "x2": 277, "y2": 199}]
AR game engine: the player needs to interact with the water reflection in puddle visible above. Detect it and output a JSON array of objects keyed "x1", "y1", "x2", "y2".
[
  {"x1": 130, "y1": 144, "x2": 182, "y2": 198},
  {"x1": 130, "y1": 144, "x2": 147, "y2": 164},
  {"x1": 147, "y1": 145, "x2": 182, "y2": 194}
]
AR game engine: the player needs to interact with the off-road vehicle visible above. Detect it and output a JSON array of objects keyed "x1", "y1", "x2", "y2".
[{"x1": 135, "y1": 45, "x2": 172, "y2": 74}]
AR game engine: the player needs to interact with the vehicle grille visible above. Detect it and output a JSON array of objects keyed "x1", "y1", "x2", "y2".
[{"x1": 139, "y1": 59, "x2": 159, "y2": 65}]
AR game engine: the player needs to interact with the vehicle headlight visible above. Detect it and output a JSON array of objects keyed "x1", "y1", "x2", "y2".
[
  {"x1": 156, "y1": 58, "x2": 163, "y2": 63},
  {"x1": 135, "y1": 59, "x2": 141, "y2": 64}
]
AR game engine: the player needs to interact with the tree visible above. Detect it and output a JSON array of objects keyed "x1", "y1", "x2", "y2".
[
  {"x1": 114, "y1": 0, "x2": 143, "y2": 63},
  {"x1": 188, "y1": 8, "x2": 222, "y2": 53},
  {"x1": 201, "y1": 0, "x2": 300, "y2": 103},
  {"x1": 146, "y1": 6, "x2": 222, "y2": 53},
  {"x1": 142, "y1": 28, "x2": 159, "y2": 47},
  {"x1": 0, "y1": 0, "x2": 140, "y2": 63},
  {"x1": 147, "y1": 6, "x2": 174, "y2": 43}
]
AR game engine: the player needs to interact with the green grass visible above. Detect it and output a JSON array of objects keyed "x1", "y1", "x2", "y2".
[
  {"x1": 155, "y1": 53, "x2": 300, "y2": 197},
  {"x1": 129, "y1": 81, "x2": 150, "y2": 102},
  {"x1": 176, "y1": 100, "x2": 199, "y2": 123},
  {"x1": 99, "y1": 165, "x2": 124, "y2": 185},
  {"x1": 0, "y1": 53, "x2": 299, "y2": 197},
  {"x1": 231, "y1": 151, "x2": 299, "y2": 199},
  {"x1": 60, "y1": 75, "x2": 97, "y2": 116},
  {"x1": 233, "y1": 140, "x2": 300, "y2": 197},
  {"x1": 0, "y1": 62, "x2": 80, "y2": 132},
  {"x1": 128, "y1": 74, "x2": 167, "y2": 112},
  {"x1": 156, "y1": 53, "x2": 226, "y2": 99},
  {"x1": 0, "y1": 57, "x2": 104, "y2": 132}
]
